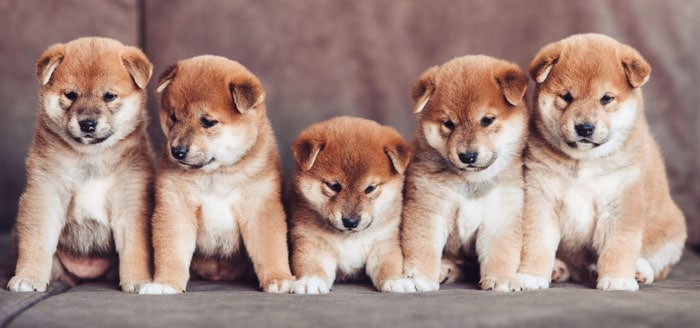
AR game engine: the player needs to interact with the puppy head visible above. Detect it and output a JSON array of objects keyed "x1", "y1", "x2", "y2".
[
  {"x1": 292, "y1": 117, "x2": 409, "y2": 233},
  {"x1": 36, "y1": 37, "x2": 152, "y2": 151},
  {"x1": 529, "y1": 33, "x2": 651, "y2": 160},
  {"x1": 412, "y1": 55, "x2": 528, "y2": 182},
  {"x1": 156, "y1": 55, "x2": 266, "y2": 172}
]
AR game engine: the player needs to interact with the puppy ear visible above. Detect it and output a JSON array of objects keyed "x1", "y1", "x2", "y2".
[
  {"x1": 293, "y1": 138, "x2": 324, "y2": 171},
  {"x1": 156, "y1": 64, "x2": 178, "y2": 93},
  {"x1": 230, "y1": 77, "x2": 266, "y2": 113},
  {"x1": 36, "y1": 43, "x2": 65, "y2": 86},
  {"x1": 496, "y1": 65, "x2": 529, "y2": 106},
  {"x1": 384, "y1": 139, "x2": 411, "y2": 175},
  {"x1": 411, "y1": 66, "x2": 438, "y2": 113},
  {"x1": 529, "y1": 42, "x2": 561, "y2": 84},
  {"x1": 620, "y1": 45, "x2": 651, "y2": 88},
  {"x1": 122, "y1": 47, "x2": 153, "y2": 89}
]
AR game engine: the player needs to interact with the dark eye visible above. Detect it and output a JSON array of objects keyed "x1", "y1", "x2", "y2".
[
  {"x1": 200, "y1": 117, "x2": 219, "y2": 128},
  {"x1": 364, "y1": 185, "x2": 377, "y2": 194},
  {"x1": 480, "y1": 116, "x2": 495, "y2": 127},
  {"x1": 64, "y1": 91, "x2": 77, "y2": 101},
  {"x1": 600, "y1": 94, "x2": 615, "y2": 105},
  {"x1": 325, "y1": 182, "x2": 342, "y2": 193},
  {"x1": 442, "y1": 120, "x2": 455, "y2": 130},
  {"x1": 103, "y1": 92, "x2": 117, "y2": 102},
  {"x1": 559, "y1": 92, "x2": 573, "y2": 104},
  {"x1": 169, "y1": 113, "x2": 177, "y2": 123}
]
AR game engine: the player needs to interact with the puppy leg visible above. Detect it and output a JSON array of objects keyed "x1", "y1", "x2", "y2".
[
  {"x1": 367, "y1": 235, "x2": 416, "y2": 293},
  {"x1": 517, "y1": 189, "x2": 560, "y2": 290},
  {"x1": 439, "y1": 257, "x2": 463, "y2": 284},
  {"x1": 551, "y1": 259, "x2": 571, "y2": 283},
  {"x1": 8, "y1": 187, "x2": 65, "y2": 292},
  {"x1": 240, "y1": 201, "x2": 294, "y2": 293},
  {"x1": 477, "y1": 212, "x2": 523, "y2": 292},
  {"x1": 401, "y1": 200, "x2": 449, "y2": 292},
  {"x1": 291, "y1": 239, "x2": 336, "y2": 294}
]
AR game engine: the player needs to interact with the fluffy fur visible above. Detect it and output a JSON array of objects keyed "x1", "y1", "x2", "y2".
[
  {"x1": 401, "y1": 55, "x2": 529, "y2": 292},
  {"x1": 517, "y1": 34, "x2": 687, "y2": 291},
  {"x1": 288, "y1": 116, "x2": 414, "y2": 293},
  {"x1": 140, "y1": 55, "x2": 294, "y2": 294},
  {"x1": 8, "y1": 37, "x2": 155, "y2": 293}
]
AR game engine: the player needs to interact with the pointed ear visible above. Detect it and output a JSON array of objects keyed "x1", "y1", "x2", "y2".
[
  {"x1": 529, "y1": 42, "x2": 561, "y2": 84},
  {"x1": 496, "y1": 64, "x2": 529, "y2": 106},
  {"x1": 36, "y1": 43, "x2": 65, "y2": 86},
  {"x1": 230, "y1": 77, "x2": 265, "y2": 113},
  {"x1": 122, "y1": 46, "x2": 153, "y2": 89},
  {"x1": 293, "y1": 137, "x2": 324, "y2": 171},
  {"x1": 156, "y1": 64, "x2": 177, "y2": 93},
  {"x1": 384, "y1": 138, "x2": 411, "y2": 175},
  {"x1": 411, "y1": 66, "x2": 438, "y2": 113},
  {"x1": 620, "y1": 45, "x2": 651, "y2": 88}
]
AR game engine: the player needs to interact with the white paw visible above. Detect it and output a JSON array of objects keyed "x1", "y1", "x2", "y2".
[
  {"x1": 635, "y1": 258, "x2": 654, "y2": 285},
  {"x1": 410, "y1": 274, "x2": 439, "y2": 292},
  {"x1": 597, "y1": 276, "x2": 639, "y2": 291},
  {"x1": 7, "y1": 276, "x2": 48, "y2": 292},
  {"x1": 439, "y1": 259, "x2": 461, "y2": 284},
  {"x1": 292, "y1": 276, "x2": 330, "y2": 294},
  {"x1": 263, "y1": 278, "x2": 293, "y2": 293},
  {"x1": 138, "y1": 283, "x2": 181, "y2": 295},
  {"x1": 120, "y1": 280, "x2": 149, "y2": 293},
  {"x1": 481, "y1": 276, "x2": 523, "y2": 292},
  {"x1": 551, "y1": 259, "x2": 571, "y2": 282},
  {"x1": 380, "y1": 278, "x2": 417, "y2": 293},
  {"x1": 516, "y1": 273, "x2": 550, "y2": 290}
]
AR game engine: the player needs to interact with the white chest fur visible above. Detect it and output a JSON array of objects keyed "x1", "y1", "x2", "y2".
[
  {"x1": 70, "y1": 176, "x2": 114, "y2": 225},
  {"x1": 334, "y1": 224, "x2": 394, "y2": 279},
  {"x1": 195, "y1": 190, "x2": 241, "y2": 257}
]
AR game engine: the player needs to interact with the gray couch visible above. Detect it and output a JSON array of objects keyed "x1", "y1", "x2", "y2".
[{"x1": 1, "y1": 1, "x2": 699, "y2": 327}]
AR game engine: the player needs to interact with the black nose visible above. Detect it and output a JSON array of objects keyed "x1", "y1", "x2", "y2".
[
  {"x1": 341, "y1": 217, "x2": 360, "y2": 229},
  {"x1": 170, "y1": 146, "x2": 188, "y2": 160},
  {"x1": 78, "y1": 119, "x2": 97, "y2": 133},
  {"x1": 575, "y1": 123, "x2": 595, "y2": 137},
  {"x1": 458, "y1": 151, "x2": 479, "y2": 165}
]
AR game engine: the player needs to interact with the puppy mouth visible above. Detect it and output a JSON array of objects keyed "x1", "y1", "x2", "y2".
[
  {"x1": 457, "y1": 155, "x2": 497, "y2": 172},
  {"x1": 566, "y1": 139, "x2": 603, "y2": 149},
  {"x1": 178, "y1": 158, "x2": 215, "y2": 170},
  {"x1": 327, "y1": 219, "x2": 372, "y2": 233},
  {"x1": 73, "y1": 134, "x2": 111, "y2": 145}
]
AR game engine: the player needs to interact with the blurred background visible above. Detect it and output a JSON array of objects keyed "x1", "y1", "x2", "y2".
[{"x1": 1, "y1": 0, "x2": 698, "y2": 245}]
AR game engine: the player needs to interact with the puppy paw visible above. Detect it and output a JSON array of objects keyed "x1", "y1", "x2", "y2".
[
  {"x1": 516, "y1": 273, "x2": 550, "y2": 290},
  {"x1": 551, "y1": 259, "x2": 571, "y2": 282},
  {"x1": 292, "y1": 276, "x2": 330, "y2": 294},
  {"x1": 138, "y1": 283, "x2": 182, "y2": 295},
  {"x1": 262, "y1": 277, "x2": 294, "y2": 293},
  {"x1": 410, "y1": 274, "x2": 439, "y2": 292},
  {"x1": 635, "y1": 258, "x2": 654, "y2": 285},
  {"x1": 481, "y1": 276, "x2": 523, "y2": 292},
  {"x1": 439, "y1": 258, "x2": 461, "y2": 284},
  {"x1": 7, "y1": 276, "x2": 48, "y2": 292},
  {"x1": 120, "y1": 280, "x2": 150, "y2": 293},
  {"x1": 597, "y1": 277, "x2": 639, "y2": 291},
  {"x1": 380, "y1": 278, "x2": 417, "y2": 293}
]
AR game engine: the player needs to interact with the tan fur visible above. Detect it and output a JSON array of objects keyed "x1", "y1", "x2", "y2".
[
  {"x1": 141, "y1": 55, "x2": 293, "y2": 294},
  {"x1": 401, "y1": 56, "x2": 529, "y2": 292},
  {"x1": 8, "y1": 37, "x2": 155, "y2": 293},
  {"x1": 288, "y1": 117, "x2": 415, "y2": 293},
  {"x1": 517, "y1": 34, "x2": 687, "y2": 291}
]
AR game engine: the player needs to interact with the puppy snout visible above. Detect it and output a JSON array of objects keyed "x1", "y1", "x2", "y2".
[
  {"x1": 575, "y1": 123, "x2": 595, "y2": 137},
  {"x1": 458, "y1": 151, "x2": 479, "y2": 165},
  {"x1": 171, "y1": 146, "x2": 189, "y2": 160},
  {"x1": 78, "y1": 119, "x2": 97, "y2": 133},
  {"x1": 341, "y1": 217, "x2": 360, "y2": 229}
]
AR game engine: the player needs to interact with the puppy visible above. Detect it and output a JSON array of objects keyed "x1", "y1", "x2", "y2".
[
  {"x1": 289, "y1": 116, "x2": 415, "y2": 293},
  {"x1": 140, "y1": 55, "x2": 294, "y2": 294},
  {"x1": 401, "y1": 55, "x2": 529, "y2": 292},
  {"x1": 8, "y1": 37, "x2": 155, "y2": 292},
  {"x1": 517, "y1": 34, "x2": 687, "y2": 291}
]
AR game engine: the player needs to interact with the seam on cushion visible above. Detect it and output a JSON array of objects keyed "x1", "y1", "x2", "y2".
[{"x1": 0, "y1": 282, "x2": 70, "y2": 328}]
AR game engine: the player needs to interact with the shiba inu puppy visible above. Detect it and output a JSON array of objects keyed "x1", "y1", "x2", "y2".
[
  {"x1": 289, "y1": 116, "x2": 415, "y2": 293},
  {"x1": 517, "y1": 33, "x2": 687, "y2": 291},
  {"x1": 401, "y1": 55, "x2": 529, "y2": 292},
  {"x1": 8, "y1": 37, "x2": 155, "y2": 292},
  {"x1": 140, "y1": 55, "x2": 294, "y2": 294}
]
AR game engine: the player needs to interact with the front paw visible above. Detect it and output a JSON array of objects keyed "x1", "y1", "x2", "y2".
[
  {"x1": 635, "y1": 258, "x2": 654, "y2": 285},
  {"x1": 439, "y1": 258, "x2": 461, "y2": 284},
  {"x1": 410, "y1": 274, "x2": 439, "y2": 292},
  {"x1": 120, "y1": 280, "x2": 151, "y2": 293},
  {"x1": 379, "y1": 278, "x2": 417, "y2": 293},
  {"x1": 551, "y1": 259, "x2": 571, "y2": 282},
  {"x1": 7, "y1": 276, "x2": 48, "y2": 292},
  {"x1": 138, "y1": 283, "x2": 182, "y2": 295},
  {"x1": 261, "y1": 276, "x2": 294, "y2": 293},
  {"x1": 481, "y1": 276, "x2": 523, "y2": 292},
  {"x1": 597, "y1": 276, "x2": 639, "y2": 291},
  {"x1": 291, "y1": 276, "x2": 330, "y2": 294},
  {"x1": 516, "y1": 273, "x2": 550, "y2": 290}
]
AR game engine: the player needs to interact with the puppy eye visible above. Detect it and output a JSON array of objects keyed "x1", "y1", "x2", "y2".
[
  {"x1": 559, "y1": 92, "x2": 574, "y2": 104},
  {"x1": 200, "y1": 117, "x2": 219, "y2": 128},
  {"x1": 600, "y1": 94, "x2": 615, "y2": 105},
  {"x1": 442, "y1": 120, "x2": 455, "y2": 130},
  {"x1": 364, "y1": 185, "x2": 377, "y2": 194},
  {"x1": 64, "y1": 91, "x2": 78, "y2": 101},
  {"x1": 169, "y1": 113, "x2": 178, "y2": 123},
  {"x1": 480, "y1": 116, "x2": 495, "y2": 127},
  {"x1": 103, "y1": 92, "x2": 117, "y2": 103},
  {"x1": 324, "y1": 182, "x2": 342, "y2": 193}
]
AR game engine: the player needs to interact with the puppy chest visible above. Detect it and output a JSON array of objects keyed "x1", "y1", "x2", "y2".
[
  {"x1": 335, "y1": 238, "x2": 372, "y2": 277},
  {"x1": 195, "y1": 195, "x2": 240, "y2": 257},
  {"x1": 69, "y1": 176, "x2": 114, "y2": 225}
]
